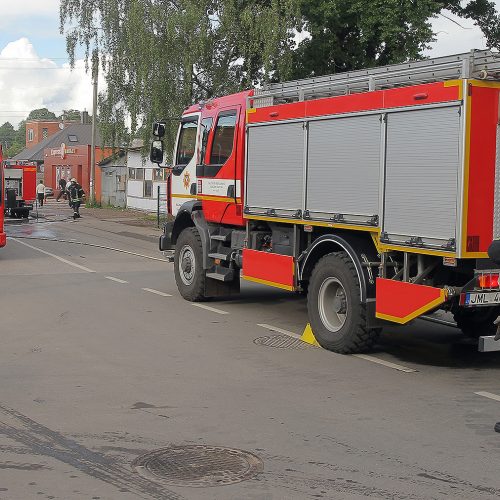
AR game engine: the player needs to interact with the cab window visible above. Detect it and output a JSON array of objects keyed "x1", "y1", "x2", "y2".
[
  {"x1": 199, "y1": 117, "x2": 213, "y2": 163},
  {"x1": 176, "y1": 118, "x2": 198, "y2": 165},
  {"x1": 209, "y1": 111, "x2": 237, "y2": 165}
]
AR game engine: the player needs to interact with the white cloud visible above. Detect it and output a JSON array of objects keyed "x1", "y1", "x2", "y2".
[
  {"x1": 0, "y1": 38, "x2": 102, "y2": 127},
  {"x1": 0, "y1": 0, "x2": 61, "y2": 25}
]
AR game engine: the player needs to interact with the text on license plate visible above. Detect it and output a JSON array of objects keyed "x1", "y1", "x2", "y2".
[{"x1": 465, "y1": 291, "x2": 500, "y2": 306}]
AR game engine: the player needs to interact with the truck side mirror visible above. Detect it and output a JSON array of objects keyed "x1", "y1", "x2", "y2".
[
  {"x1": 150, "y1": 140, "x2": 164, "y2": 164},
  {"x1": 152, "y1": 122, "x2": 166, "y2": 138}
]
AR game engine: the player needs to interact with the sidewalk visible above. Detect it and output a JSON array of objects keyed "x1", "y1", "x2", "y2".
[
  {"x1": 16, "y1": 198, "x2": 165, "y2": 255},
  {"x1": 42, "y1": 198, "x2": 167, "y2": 230}
]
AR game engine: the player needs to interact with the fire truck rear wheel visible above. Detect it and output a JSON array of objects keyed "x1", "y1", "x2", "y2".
[
  {"x1": 453, "y1": 307, "x2": 500, "y2": 338},
  {"x1": 307, "y1": 251, "x2": 380, "y2": 354},
  {"x1": 174, "y1": 227, "x2": 207, "y2": 302}
]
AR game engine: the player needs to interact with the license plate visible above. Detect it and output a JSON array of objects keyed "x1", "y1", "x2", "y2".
[{"x1": 464, "y1": 291, "x2": 500, "y2": 306}]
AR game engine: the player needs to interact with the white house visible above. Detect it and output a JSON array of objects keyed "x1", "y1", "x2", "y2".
[{"x1": 126, "y1": 139, "x2": 168, "y2": 211}]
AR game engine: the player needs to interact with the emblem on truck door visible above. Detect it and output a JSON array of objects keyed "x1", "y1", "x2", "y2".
[{"x1": 183, "y1": 171, "x2": 191, "y2": 190}]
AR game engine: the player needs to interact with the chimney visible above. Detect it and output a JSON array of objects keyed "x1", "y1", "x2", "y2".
[{"x1": 81, "y1": 111, "x2": 90, "y2": 124}]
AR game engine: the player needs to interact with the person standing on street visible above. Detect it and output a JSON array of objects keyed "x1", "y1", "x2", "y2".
[
  {"x1": 36, "y1": 180, "x2": 46, "y2": 207},
  {"x1": 67, "y1": 178, "x2": 85, "y2": 219},
  {"x1": 56, "y1": 178, "x2": 67, "y2": 201}
]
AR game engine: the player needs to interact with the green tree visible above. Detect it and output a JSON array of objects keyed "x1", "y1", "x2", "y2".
[
  {"x1": 60, "y1": 0, "x2": 299, "y2": 150},
  {"x1": 27, "y1": 108, "x2": 57, "y2": 120},
  {"x1": 60, "y1": 109, "x2": 83, "y2": 121},
  {"x1": 292, "y1": 0, "x2": 500, "y2": 78},
  {"x1": 0, "y1": 122, "x2": 16, "y2": 150},
  {"x1": 6, "y1": 142, "x2": 24, "y2": 158},
  {"x1": 15, "y1": 120, "x2": 26, "y2": 148},
  {"x1": 60, "y1": 0, "x2": 500, "y2": 151}
]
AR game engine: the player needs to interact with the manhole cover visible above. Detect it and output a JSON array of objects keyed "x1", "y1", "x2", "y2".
[
  {"x1": 254, "y1": 334, "x2": 312, "y2": 349},
  {"x1": 132, "y1": 445, "x2": 263, "y2": 487}
]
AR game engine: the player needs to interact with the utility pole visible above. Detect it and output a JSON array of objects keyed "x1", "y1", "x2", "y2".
[{"x1": 90, "y1": 50, "x2": 98, "y2": 204}]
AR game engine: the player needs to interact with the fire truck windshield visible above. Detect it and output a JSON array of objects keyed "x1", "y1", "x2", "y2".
[{"x1": 176, "y1": 118, "x2": 198, "y2": 166}]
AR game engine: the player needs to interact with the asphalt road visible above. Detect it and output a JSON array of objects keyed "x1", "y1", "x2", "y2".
[{"x1": 1, "y1": 202, "x2": 500, "y2": 500}]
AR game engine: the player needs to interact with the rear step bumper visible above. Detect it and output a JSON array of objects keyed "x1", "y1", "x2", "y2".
[
  {"x1": 478, "y1": 335, "x2": 500, "y2": 352},
  {"x1": 421, "y1": 314, "x2": 500, "y2": 352}
]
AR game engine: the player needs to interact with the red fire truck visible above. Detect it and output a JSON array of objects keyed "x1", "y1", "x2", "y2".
[
  {"x1": 0, "y1": 147, "x2": 6, "y2": 247},
  {"x1": 2, "y1": 160, "x2": 36, "y2": 218},
  {"x1": 152, "y1": 50, "x2": 500, "y2": 353}
]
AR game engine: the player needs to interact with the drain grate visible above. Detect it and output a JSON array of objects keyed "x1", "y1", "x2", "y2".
[
  {"x1": 132, "y1": 445, "x2": 263, "y2": 487},
  {"x1": 253, "y1": 334, "x2": 312, "y2": 349}
]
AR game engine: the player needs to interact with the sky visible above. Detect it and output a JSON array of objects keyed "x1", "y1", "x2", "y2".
[{"x1": 0, "y1": 1, "x2": 498, "y2": 128}]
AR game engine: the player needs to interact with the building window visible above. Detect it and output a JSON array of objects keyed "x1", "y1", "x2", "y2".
[
  {"x1": 153, "y1": 168, "x2": 168, "y2": 181},
  {"x1": 135, "y1": 168, "x2": 144, "y2": 180},
  {"x1": 128, "y1": 167, "x2": 136, "y2": 179},
  {"x1": 68, "y1": 134, "x2": 78, "y2": 142},
  {"x1": 117, "y1": 175, "x2": 126, "y2": 190},
  {"x1": 42, "y1": 128, "x2": 48, "y2": 139},
  {"x1": 144, "y1": 180, "x2": 153, "y2": 198},
  {"x1": 28, "y1": 129, "x2": 34, "y2": 142}
]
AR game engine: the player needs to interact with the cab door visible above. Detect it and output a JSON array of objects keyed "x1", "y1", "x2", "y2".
[
  {"x1": 197, "y1": 106, "x2": 241, "y2": 224},
  {"x1": 170, "y1": 112, "x2": 200, "y2": 216}
]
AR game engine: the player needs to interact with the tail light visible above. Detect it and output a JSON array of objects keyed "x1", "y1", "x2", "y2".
[{"x1": 478, "y1": 273, "x2": 500, "y2": 289}]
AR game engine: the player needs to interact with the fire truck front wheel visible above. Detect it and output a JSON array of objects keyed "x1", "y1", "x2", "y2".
[
  {"x1": 174, "y1": 227, "x2": 207, "y2": 301},
  {"x1": 308, "y1": 252, "x2": 380, "y2": 354}
]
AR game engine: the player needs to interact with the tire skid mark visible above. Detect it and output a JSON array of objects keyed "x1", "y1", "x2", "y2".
[
  {"x1": 0, "y1": 404, "x2": 183, "y2": 500},
  {"x1": 255, "y1": 434, "x2": 500, "y2": 500}
]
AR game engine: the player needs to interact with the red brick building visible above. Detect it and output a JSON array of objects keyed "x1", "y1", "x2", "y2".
[
  {"x1": 43, "y1": 124, "x2": 112, "y2": 200},
  {"x1": 13, "y1": 123, "x2": 112, "y2": 202},
  {"x1": 25, "y1": 120, "x2": 62, "y2": 146}
]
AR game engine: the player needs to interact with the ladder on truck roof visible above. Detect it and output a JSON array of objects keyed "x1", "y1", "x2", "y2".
[{"x1": 252, "y1": 49, "x2": 500, "y2": 108}]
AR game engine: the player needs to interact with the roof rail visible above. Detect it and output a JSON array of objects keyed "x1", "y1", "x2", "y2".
[{"x1": 252, "y1": 49, "x2": 500, "y2": 108}]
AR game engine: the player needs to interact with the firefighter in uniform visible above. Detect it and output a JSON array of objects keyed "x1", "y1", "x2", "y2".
[{"x1": 67, "y1": 178, "x2": 85, "y2": 219}]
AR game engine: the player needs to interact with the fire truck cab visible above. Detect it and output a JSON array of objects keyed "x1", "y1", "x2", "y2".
[{"x1": 153, "y1": 50, "x2": 500, "y2": 354}]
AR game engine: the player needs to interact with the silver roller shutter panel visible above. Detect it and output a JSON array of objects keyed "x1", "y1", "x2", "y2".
[
  {"x1": 246, "y1": 122, "x2": 304, "y2": 211},
  {"x1": 307, "y1": 114, "x2": 381, "y2": 216},
  {"x1": 384, "y1": 106, "x2": 460, "y2": 241}
]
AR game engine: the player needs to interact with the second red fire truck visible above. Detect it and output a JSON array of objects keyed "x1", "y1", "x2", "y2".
[
  {"x1": 0, "y1": 147, "x2": 6, "y2": 247},
  {"x1": 152, "y1": 50, "x2": 500, "y2": 353},
  {"x1": 2, "y1": 160, "x2": 36, "y2": 218}
]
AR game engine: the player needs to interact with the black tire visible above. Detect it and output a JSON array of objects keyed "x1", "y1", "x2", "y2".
[
  {"x1": 307, "y1": 251, "x2": 380, "y2": 354},
  {"x1": 174, "y1": 227, "x2": 207, "y2": 301},
  {"x1": 453, "y1": 307, "x2": 500, "y2": 339}
]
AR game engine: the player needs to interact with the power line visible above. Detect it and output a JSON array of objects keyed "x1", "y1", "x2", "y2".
[
  {"x1": 0, "y1": 67, "x2": 72, "y2": 70},
  {"x1": 0, "y1": 55, "x2": 87, "y2": 61},
  {"x1": 0, "y1": 57, "x2": 72, "y2": 61}
]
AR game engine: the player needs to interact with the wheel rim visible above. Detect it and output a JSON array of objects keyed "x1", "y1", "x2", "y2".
[
  {"x1": 178, "y1": 244, "x2": 196, "y2": 286},
  {"x1": 318, "y1": 277, "x2": 348, "y2": 333}
]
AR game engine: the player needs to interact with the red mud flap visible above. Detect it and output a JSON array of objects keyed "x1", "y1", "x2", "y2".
[
  {"x1": 242, "y1": 249, "x2": 295, "y2": 291},
  {"x1": 375, "y1": 278, "x2": 447, "y2": 324}
]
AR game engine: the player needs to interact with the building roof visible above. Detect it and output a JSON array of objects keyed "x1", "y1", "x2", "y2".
[
  {"x1": 12, "y1": 124, "x2": 104, "y2": 162},
  {"x1": 99, "y1": 149, "x2": 127, "y2": 167},
  {"x1": 129, "y1": 138, "x2": 144, "y2": 151}
]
